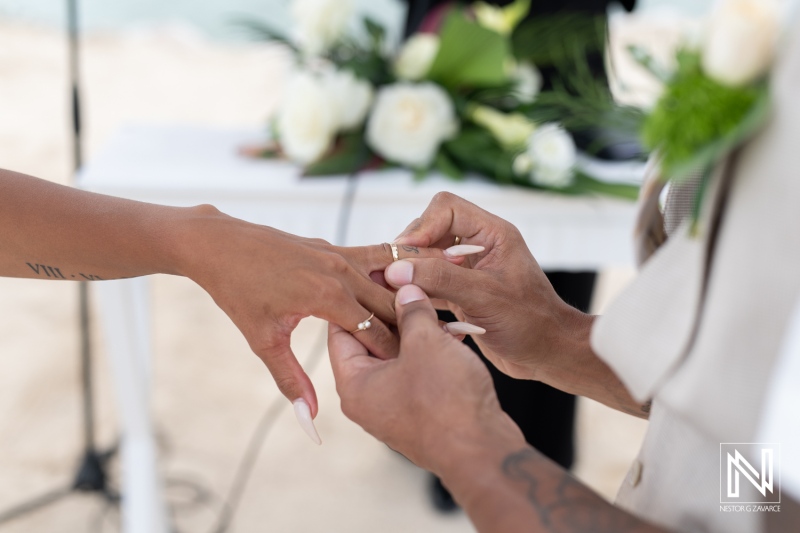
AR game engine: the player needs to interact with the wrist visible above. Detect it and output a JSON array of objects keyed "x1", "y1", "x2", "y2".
[
  {"x1": 432, "y1": 413, "x2": 527, "y2": 508},
  {"x1": 161, "y1": 204, "x2": 228, "y2": 280}
]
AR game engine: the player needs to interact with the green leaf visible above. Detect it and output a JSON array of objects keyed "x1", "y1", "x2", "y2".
[
  {"x1": 427, "y1": 12, "x2": 512, "y2": 88},
  {"x1": 434, "y1": 152, "x2": 464, "y2": 180},
  {"x1": 363, "y1": 17, "x2": 385, "y2": 50},
  {"x1": 560, "y1": 172, "x2": 640, "y2": 200},
  {"x1": 627, "y1": 44, "x2": 671, "y2": 84},
  {"x1": 511, "y1": 13, "x2": 605, "y2": 68},
  {"x1": 444, "y1": 128, "x2": 516, "y2": 183},
  {"x1": 303, "y1": 133, "x2": 372, "y2": 176},
  {"x1": 234, "y1": 17, "x2": 299, "y2": 53}
]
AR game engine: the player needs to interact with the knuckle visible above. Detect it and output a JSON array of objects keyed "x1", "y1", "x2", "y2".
[
  {"x1": 192, "y1": 203, "x2": 222, "y2": 216},
  {"x1": 431, "y1": 191, "x2": 455, "y2": 206},
  {"x1": 321, "y1": 251, "x2": 350, "y2": 276},
  {"x1": 432, "y1": 264, "x2": 455, "y2": 292}
]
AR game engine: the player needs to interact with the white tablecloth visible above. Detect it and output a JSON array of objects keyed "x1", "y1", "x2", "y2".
[{"x1": 79, "y1": 124, "x2": 641, "y2": 270}]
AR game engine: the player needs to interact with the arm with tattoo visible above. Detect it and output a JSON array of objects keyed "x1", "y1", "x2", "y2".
[{"x1": 442, "y1": 442, "x2": 666, "y2": 533}]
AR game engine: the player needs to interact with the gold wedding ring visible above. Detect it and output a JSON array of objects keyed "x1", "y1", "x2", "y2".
[
  {"x1": 350, "y1": 312, "x2": 375, "y2": 334},
  {"x1": 453, "y1": 236, "x2": 462, "y2": 246},
  {"x1": 390, "y1": 243, "x2": 399, "y2": 262}
]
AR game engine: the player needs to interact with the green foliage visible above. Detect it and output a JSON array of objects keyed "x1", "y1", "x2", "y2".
[
  {"x1": 427, "y1": 12, "x2": 512, "y2": 88},
  {"x1": 642, "y1": 51, "x2": 770, "y2": 181},
  {"x1": 511, "y1": 13, "x2": 605, "y2": 69},
  {"x1": 559, "y1": 172, "x2": 640, "y2": 200},
  {"x1": 235, "y1": 17, "x2": 300, "y2": 53},
  {"x1": 443, "y1": 128, "x2": 516, "y2": 183},
  {"x1": 303, "y1": 132, "x2": 371, "y2": 177}
]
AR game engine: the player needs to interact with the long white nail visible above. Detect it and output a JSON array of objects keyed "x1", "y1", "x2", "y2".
[
  {"x1": 444, "y1": 244, "x2": 485, "y2": 257},
  {"x1": 293, "y1": 399, "x2": 322, "y2": 445},
  {"x1": 444, "y1": 322, "x2": 486, "y2": 335}
]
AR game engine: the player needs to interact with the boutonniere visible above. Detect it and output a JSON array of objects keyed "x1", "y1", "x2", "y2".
[{"x1": 633, "y1": 0, "x2": 782, "y2": 225}]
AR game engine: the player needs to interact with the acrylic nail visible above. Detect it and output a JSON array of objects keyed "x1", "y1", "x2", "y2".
[
  {"x1": 386, "y1": 260, "x2": 414, "y2": 287},
  {"x1": 444, "y1": 322, "x2": 486, "y2": 335},
  {"x1": 293, "y1": 398, "x2": 322, "y2": 445},
  {"x1": 444, "y1": 244, "x2": 485, "y2": 257},
  {"x1": 397, "y1": 284, "x2": 426, "y2": 305}
]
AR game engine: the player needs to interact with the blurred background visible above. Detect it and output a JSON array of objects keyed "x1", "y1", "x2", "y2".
[{"x1": 0, "y1": 0, "x2": 713, "y2": 532}]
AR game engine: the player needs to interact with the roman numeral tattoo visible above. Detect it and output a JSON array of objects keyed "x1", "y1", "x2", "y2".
[{"x1": 25, "y1": 262, "x2": 103, "y2": 281}]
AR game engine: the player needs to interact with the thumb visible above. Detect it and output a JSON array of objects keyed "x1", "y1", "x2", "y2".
[{"x1": 395, "y1": 285, "x2": 445, "y2": 344}]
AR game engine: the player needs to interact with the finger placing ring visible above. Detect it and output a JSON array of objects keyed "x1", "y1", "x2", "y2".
[
  {"x1": 453, "y1": 236, "x2": 462, "y2": 246},
  {"x1": 350, "y1": 312, "x2": 375, "y2": 334},
  {"x1": 389, "y1": 243, "x2": 399, "y2": 262}
]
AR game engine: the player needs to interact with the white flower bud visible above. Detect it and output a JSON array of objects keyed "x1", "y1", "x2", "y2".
[
  {"x1": 470, "y1": 105, "x2": 535, "y2": 150},
  {"x1": 290, "y1": 0, "x2": 354, "y2": 56},
  {"x1": 394, "y1": 34, "x2": 440, "y2": 81},
  {"x1": 702, "y1": 0, "x2": 781, "y2": 86}
]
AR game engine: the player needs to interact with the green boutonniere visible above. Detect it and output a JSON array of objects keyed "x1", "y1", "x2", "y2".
[{"x1": 634, "y1": 0, "x2": 781, "y2": 226}]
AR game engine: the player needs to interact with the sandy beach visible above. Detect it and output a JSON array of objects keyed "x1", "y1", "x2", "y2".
[{"x1": 0, "y1": 17, "x2": 662, "y2": 532}]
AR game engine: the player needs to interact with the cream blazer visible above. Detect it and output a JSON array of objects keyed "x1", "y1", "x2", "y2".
[{"x1": 590, "y1": 21, "x2": 800, "y2": 533}]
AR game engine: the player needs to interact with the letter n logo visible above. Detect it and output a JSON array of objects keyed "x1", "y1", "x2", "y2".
[{"x1": 720, "y1": 443, "x2": 781, "y2": 504}]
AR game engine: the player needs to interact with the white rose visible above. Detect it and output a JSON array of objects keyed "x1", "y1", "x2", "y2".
[
  {"x1": 511, "y1": 62, "x2": 542, "y2": 103},
  {"x1": 277, "y1": 72, "x2": 337, "y2": 164},
  {"x1": 290, "y1": 0, "x2": 353, "y2": 56},
  {"x1": 526, "y1": 124, "x2": 577, "y2": 188},
  {"x1": 702, "y1": 0, "x2": 781, "y2": 86},
  {"x1": 394, "y1": 34, "x2": 440, "y2": 81},
  {"x1": 323, "y1": 68, "x2": 374, "y2": 131},
  {"x1": 366, "y1": 82, "x2": 458, "y2": 168}
]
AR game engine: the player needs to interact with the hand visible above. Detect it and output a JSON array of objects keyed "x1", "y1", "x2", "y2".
[
  {"x1": 328, "y1": 284, "x2": 524, "y2": 474},
  {"x1": 174, "y1": 206, "x2": 456, "y2": 419},
  {"x1": 386, "y1": 192, "x2": 591, "y2": 381}
]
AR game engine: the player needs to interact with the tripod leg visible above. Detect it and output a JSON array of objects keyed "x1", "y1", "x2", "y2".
[
  {"x1": 94, "y1": 278, "x2": 167, "y2": 533},
  {"x1": 0, "y1": 486, "x2": 73, "y2": 526}
]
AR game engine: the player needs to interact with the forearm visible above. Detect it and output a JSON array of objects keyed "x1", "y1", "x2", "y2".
[
  {"x1": 0, "y1": 168, "x2": 197, "y2": 281},
  {"x1": 533, "y1": 309, "x2": 651, "y2": 419},
  {"x1": 437, "y1": 421, "x2": 663, "y2": 533}
]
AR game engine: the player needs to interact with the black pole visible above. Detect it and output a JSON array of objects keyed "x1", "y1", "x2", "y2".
[
  {"x1": 67, "y1": 0, "x2": 111, "y2": 493},
  {"x1": 0, "y1": 2, "x2": 118, "y2": 525}
]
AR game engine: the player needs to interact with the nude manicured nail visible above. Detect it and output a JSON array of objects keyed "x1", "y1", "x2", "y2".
[
  {"x1": 293, "y1": 398, "x2": 322, "y2": 445},
  {"x1": 444, "y1": 244, "x2": 485, "y2": 257},
  {"x1": 397, "y1": 285, "x2": 426, "y2": 305},
  {"x1": 386, "y1": 260, "x2": 413, "y2": 287},
  {"x1": 444, "y1": 322, "x2": 486, "y2": 335}
]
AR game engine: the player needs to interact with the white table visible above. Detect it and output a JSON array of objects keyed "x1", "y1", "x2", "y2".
[{"x1": 77, "y1": 124, "x2": 642, "y2": 533}]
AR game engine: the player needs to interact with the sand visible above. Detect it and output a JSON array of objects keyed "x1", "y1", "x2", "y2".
[{"x1": 0, "y1": 17, "x2": 661, "y2": 533}]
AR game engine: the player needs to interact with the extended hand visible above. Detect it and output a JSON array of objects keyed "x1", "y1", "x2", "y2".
[
  {"x1": 177, "y1": 206, "x2": 457, "y2": 423},
  {"x1": 386, "y1": 192, "x2": 590, "y2": 380}
]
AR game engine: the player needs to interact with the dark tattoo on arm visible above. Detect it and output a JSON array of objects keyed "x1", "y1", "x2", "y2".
[
  {"x1": 25, "y1": 262, "x2": 103, "y2": 281},
  {"x1": 401, "y1": 245, "x2": 419, "y2": 254},
  {"x1": 641, "y1": 400, "x2": 652, "y2": 415},
  {"x1": 501, "y1": 448, "x2": 659, "y2": 532}
]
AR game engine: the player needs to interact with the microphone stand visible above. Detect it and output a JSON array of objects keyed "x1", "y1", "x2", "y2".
[{"x1": 0, "y1": 0, "x2": 119, "y2": 525}]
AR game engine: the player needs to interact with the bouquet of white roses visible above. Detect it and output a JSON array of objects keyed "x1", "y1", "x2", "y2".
[{"x1": 243, "y1": 0, "x2": 641, "y2": 200}]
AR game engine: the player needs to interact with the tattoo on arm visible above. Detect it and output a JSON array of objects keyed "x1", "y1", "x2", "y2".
[
  {"x1": 401, "y1": 245, "x2": 419, "y2": 254},
  {"x1": 501, "y1": 448, "x2": 657, "y2": 532},
  {"x1": 25, "y1": 262, "x2": 103, "y2": 281},
  {"x1": 641, "y1": 400, "x2": 652, "y2": 415}
]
